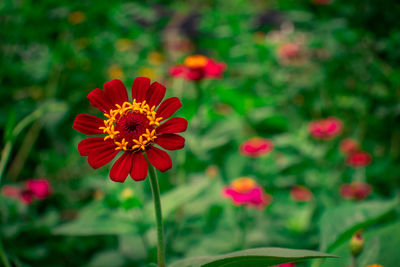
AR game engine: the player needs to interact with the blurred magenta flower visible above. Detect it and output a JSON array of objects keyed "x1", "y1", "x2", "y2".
[
  {"x1": 274, "y1": 263, "x2": 296, "y2": 267},
  {"x1": 1, "y1": 179, "x2": 52, "y2": 205},
  {"x1": 339, "y1": 138, "x2": 359, "y2": 154},
  {"x1": 222, "y1": 177, "x2": 272, "y2": 209},
  {"x1": 73, "y1": 77, "x2": 187, "y2": 182},
  {"x1": 290, "y1": 185, "x2": 313, "y2": 202},
  {"x1": 169, "y1": 55, "x2": 226, "y2": 81},
  {"x1": 345, "y1": 150, "x2": 372, "y2": 168},
  {"x1": 26, "y1": 179, "x2": 52, "y2": 199},
  {"x1": 239, "y1": 137, "x2": 274, "y2": 157},
  {"x1": 308, "y1": 117, "x2": 343, "y2": 140},
  {"x1": 277, "y1": 43, "x2": 301, "y2": 59},
  {"x1": 340, "y1": 182, "x2": 372, "y2": 200}
]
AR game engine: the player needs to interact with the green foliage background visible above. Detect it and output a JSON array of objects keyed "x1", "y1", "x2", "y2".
[{"x1": 1, "y1": 0, "x2": 400, "y2": 266}]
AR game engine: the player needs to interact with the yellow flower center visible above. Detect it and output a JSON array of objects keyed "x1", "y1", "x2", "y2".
[
  {"x1": 232, "y1": 177, "x2": 256, "y2": 193},
  {"x1": 184, "y1": 55, "x2": 208, "y2": 68},
  {"x1": 99, "y1": 100, "x2": 163, "y2": 152}
]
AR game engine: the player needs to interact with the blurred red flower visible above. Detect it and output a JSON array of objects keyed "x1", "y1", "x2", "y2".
[
  {"x1": 339, "y1": 138, "x2": 359, "y2": 155},
  {"x1": 169, "y1": 55, "x2": 226, "y2": 81},
  {"x1": 345, "y1": 151, "x2": 372, "y2": 168},
  {"x1": 1, "y1": 185, "x2": 21, "y2": 200},
  {"x1": 290, "y1": 185, "x2": 313, "y2": 202},
  {"x1": 309, "y1": 117, "x2": 342, "y2": 140},
  {"x1": 277, "y1": 43, "x2": 301, "y2": 59},
  {"x1": 240, "y1": 137, "x2": 274, "y2": 157},
  {"x1": 222, "y1": 177, "x2": 272, "y2": 209},
  {"x1": 312, "y1": 0, "x2": 332, "y2": 5},
  {"x1": 340, "y1": 182, "x2": 372, "y2": 200},
  {"x1": 73, "y1": 77, "x2": 187, "y2": 182}
]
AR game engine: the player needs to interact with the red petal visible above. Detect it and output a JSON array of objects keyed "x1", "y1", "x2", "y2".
[
  {"x1": 130, "y1": 152, "x2": 148, "y2": 181},
  {"x1": 73, "y1": 114, "x2": 104, "y2": 135},
  {"x1": 155, "y1": 134, "x2": 185, "y2": 150},
  {"x1": 156, "y1": 97, "x2": 182, "y2": 121},
  {"x1": 146, "y1": 81, "x2": 166, "y2": 108},
  {"x1": 109, "y1": 152, "x2": 134, "y2": 183},
  {"x1": 87, "y1": 141, "x2": 119, "y2": 169},
  {"x1": 87, "y1": 88, "x2": 114, "y2": 113},
  {"x1": 78, "y1": 137, "x2": 106, "y2": 156},
  {"x1": 157, "y1": 117, "x2": 188, "y2": 134},
  {"x1": 146, "y1": 147, "x2": 172, "y2": 172},
  {"x1": 131, "y1": 77, "x2": 150, "y2": 102},
  {"x1": 104, "y1": 79, "x2": 129, "y2": 106}
]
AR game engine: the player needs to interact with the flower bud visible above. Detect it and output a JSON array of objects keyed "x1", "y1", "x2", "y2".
[{"x1": 350, "y1": 231, "x2": 364, "y2": 256}]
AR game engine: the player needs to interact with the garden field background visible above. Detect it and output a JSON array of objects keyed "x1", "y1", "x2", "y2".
[{"x1": 1, "y1": 0, "x2": 400, "y2": 266}]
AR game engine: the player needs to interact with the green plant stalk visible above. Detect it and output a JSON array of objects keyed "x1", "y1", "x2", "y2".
[
  {"x1": 0, "y1": 239, "x2": 11, "y2": 267},
  {"x1": 145, "y1": 154, "x2": 166, "y2": 267}
]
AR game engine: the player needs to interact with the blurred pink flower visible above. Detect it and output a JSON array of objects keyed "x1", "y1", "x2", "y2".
[
  {"x1": 309, "y1": 117, "x2": 342, "y2": 140},
  {"x1": 290, "y1": 185, "x2": 313, "y2": 202},
  {"x1": 240, "y1": 137, "x2": 274, "y2": 157},
  {"x1": 1, "y1": 178, "x2": 52, "y2": 205},
  {"x1": 340, "y1": 182, "x2": 372, "y2": 200},
  {"x1": 345, "y1": 151, "x2": 372, "y2": 168},
  {"x1": 339, "y1": 138, "x2": 359, "y2": 155},
  {"x1": 1, "y1": 185, "x2": 21, "y2": 200},
  {"x1": 169, "y1": 55, "x2": 226, "y2": 81},
  {"x1": 26, "y1": 179, "x2": 52, "y2": 199},
  {"x1": 276, "y1": 263, "x2": 296, "y2": 267},
  {"x1": 277, "y1": 43, "x2": 301, "y2": 59},
  {"x1": 222, "y1": 177, "x2": 272, "y2": 209}
]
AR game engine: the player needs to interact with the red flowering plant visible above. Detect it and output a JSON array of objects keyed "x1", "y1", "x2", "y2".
[
  {"x1": 339, "y1": 138, "x2": 359, "y2": 155},
  {"x1": 340, "y1": 182, "x2": 372, "y2": 200},
  {"x1": 239, "y1": 137, "x2": 274, "y2": 158},
  {"x1": 73, "y1": 77, "x2": 188, "y2": 182},
  {"x1": 345, "y1": 150, "x2": 372, "y2": 168},
  {"x1": 169, "y1": 55, "x2": 226, "y2": 81},
  {"x1": 73, "y1": 77, "x2": 188, "y2": 267},
  {"x1": 290, "y1": 185, "x2": 313, "y2": 202},
  {"x1": 309, "y1": 117, "x2": 343, "y2": 140}
]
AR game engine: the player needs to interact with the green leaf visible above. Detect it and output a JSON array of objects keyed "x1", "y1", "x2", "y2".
[
  {"x1": 319, "y1": 200, "x2": 396, "y2": 252},
  {"x1": 170, "y1": 247, "x2": 336, "y2": 267}
]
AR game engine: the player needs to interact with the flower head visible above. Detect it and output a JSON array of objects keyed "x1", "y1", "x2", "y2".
[
  {"x1": 340, "y1": 182, "x2": 372, "y2": 200},
  {"x1": 309, "y1": 117, "x2": 342, "y2": 140},
  {"x1": 73, "y1": 77, "x2": 188, "y2": 182},
  {"x1": 290, "y1": 185, "x2": 313, "y2": 202},
  {"x1": 366, "y1": 265, "x2": 383, "y2": 267},
  {"x1": 1, "y1": 179, "x2": 52, "y2": 205},
  {"x1": 345, "y1": 151, "x2": 372, "y2": 168},
  {"x1": 274, "y1": 263, "x2": 296, "y2": 267},
  {"x1": 240, "y1": 137, "x2": 274, "y2": 157},
  {"x1": 169, "y1": 55, "x2": 226, "y2": 81},
  {"x1": 222, "y1": 177, "x2": 272, "y2": 209},
  {"x1": 340, "y1": 138, "x2": 359, "y2": 155}
]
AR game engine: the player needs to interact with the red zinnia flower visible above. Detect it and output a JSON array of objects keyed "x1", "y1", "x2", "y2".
[
  {"x1": 339, "y1": 138, "x2": 359, "y2": 155},
  {"x1": 1, "y1": 179, "x2": 52, "y2": 205},
  {"x1": 26, "y1": 179, "x2": 52, "y2": 199},
  {"x1": 274, "y1": 263, "x2": 296, "y2": 267},
  {"x1": 290, "y1": 185, "x2": 313, "y2": 202},
  {"x1": 340, "y1": 182, "x2": 372, "y2": 200},
  {"x1": 308, "y1": 117, "x2": 342, "y2": 140},
  {"x1": 169, "y1": 55, "x2": 226, "y2": 81},
  {"x1": 239, "y1": 137, "x2": 274, "y2": 157},
  {"x1": 345, "y1": 150, "x2": 372, "y2": 168},
  {"x1": 222, "y1": 177, "x2": 272, "y2": 209},
  {"x1": 73, "y1": 77, "x2": 188, "y2": 182}
]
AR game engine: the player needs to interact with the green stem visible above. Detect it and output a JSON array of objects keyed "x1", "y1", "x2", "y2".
[
  {"x1": 145, "y1": 154, "x2": 166, "y2": 267},
  {"x1": 0, "y1": 142, "x2": 12, "y2": 186},
  {"x1": 0, "y1": 239, "x2": 11, "y2": 267}
]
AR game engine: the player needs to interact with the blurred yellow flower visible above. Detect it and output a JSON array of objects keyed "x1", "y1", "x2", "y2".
[
  {"x1": 68, "y1": 11, "x2": 86, "y2": 25},
  {"x1": 232, "y1": 177, "x2": 256, "y2": 193},
  {"x1": 108, "y1": 65, "x2": 124, "y2": 79},
  {"x1": 121, "y1": 188, "x2": 134, "y2": 200},
  {"x1": 138, "y1": 67, "x2": 155, "y2": 80},
  {"x1": 115, "y1": 38, "x2": 133, "y2": 52},
  {"x1": 205, "y1": 165, "x2": 219, "y2": 179},
  {"x1": 148, "y1": 51, "x2": 164, "y2": 65}
]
